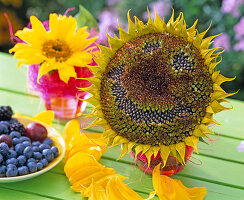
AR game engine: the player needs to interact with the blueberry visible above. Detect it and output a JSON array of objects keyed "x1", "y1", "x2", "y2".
[
  {"x1": 9, "y1": 131, "x2": 21, "y2": 138},
  {"x1": 23, "y1": 146, "x2": 33, "y2": 159},
  {"x1": 32, "y1": 141, "x2": 41, "y2": 146},
  {"x1": 39, "y1": 144, "x2": 50, "y2": 152},
  {"x1": 6, "y1": 149, "x2": 17, "y2": 159},
  {"x1": 27, "y1": 158, "x2": 36, "y2": 163},
  {"x1": 32, "y1": 146, "x2": 40, "y2": 152},
  {"x1": 0, "y1": 125, "x2": 4, "y2": 135},
  {"x1": 51, "y1": 146, "x2": 59, "y2": 158},
  {"x1": 36, "y1": 162, "x2": 43, "y2": 171},
  {"x1": 43, "y1": 138, "x2": 53, "y2": 147},
  {"x1": 7, "y1": 163, "x2": 16, "y2": 168},
  {"x1": 0, "y1": 142, "x2": 9, "y2": 156},
  {"x1": 0, "y1": 165, "x2": 6, "y2": 177},
  {"x1": 42, "y1": 149, "x2": 54, "y2": 162},
  {"x1": 22, "y1": 141, "x2": 31, "y2": 148},
  {"x1": 6, "y1": 165, "x2": 18, "y2": 177},
  {"x1": 20, "y1": 136, "x2": 31, "y2": 143},
  {"x1": 6, "y1": 158, "x2": 17, "y2": 165},
  {"x1": 27, "y1": 162, "x2": 37, "y2": 173},
  {"x1": 15, "y1": 143, "x2": 25, "y2": 155},
  {"x1": 18, "y1": 166, "x2": 29, "y2": 176},
  {"x1": 13, "y1": 138, "x2": 20, "y2": 146},
  {"x1": 0, "y1": 124, "x2": 9, "y2": 134},
  {"x1": 40, "y1": 159, "x2": 48, "y2": 167},
  {"x1": 0, "y1": 154, "x2": 3, "y2": 163},
  {"x1": 33, "y1": 152, "x2": 42, "y2": 160},
  {"x1": 17, "y1": 155, "x2": 26, "y2": 166},
  {"x1": 0, "y1": 121, "x2": 9, "y2": 128}
]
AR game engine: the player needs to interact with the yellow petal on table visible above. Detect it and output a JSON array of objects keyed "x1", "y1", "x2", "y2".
[
  {"x1": 88, "y1": 179, "x2": 107, "y2": 200},
  {"x1": 64, "y1": 152, "x2": 100, "y2": 178},
  {"x1": 106, "y1": 176, "x2": 144, "y2": 200},
  {"x1": 69, "y1": 165, "x2": 105, "y2": 185},
  {"x1": 13, "y1": 111, "x2": 54, "y2": 126},
  {"x1": 63, "y1": 119, "x2": 81, "y2": 151},
  {"x1": 68, "y1": 133, "x2": 105, "y2": 151},
  {"x1": 32, "y1": 111, "x2": 55, "y2": 126},
  {"x1": 71, "y1": 167, "x2": 116, "y2": 193},
  {"x1": 152, "y1": 164, "x2": 207, "y2": 200},
  {"x1": 66, "y1": 143, "x2": 106, "y2": 162},
  {"x1": 85, "y1": 174, "x2": 128, "y2": 199}
]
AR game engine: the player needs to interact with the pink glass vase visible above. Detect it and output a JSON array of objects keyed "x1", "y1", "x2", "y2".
[
  {"x1": 130, "y1": 145, "x2": 194, "y2": 176},
  {"x1": 27, "y1": 64, "x2": 93, "y2": 119}
]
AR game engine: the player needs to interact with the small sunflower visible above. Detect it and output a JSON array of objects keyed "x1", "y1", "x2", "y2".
[
  {"x1": 82, "y1": 10, "x2": 235, "y2": 166},
  {"x1": 9, "y1": 13, "x2": 96, "y2": 83}
]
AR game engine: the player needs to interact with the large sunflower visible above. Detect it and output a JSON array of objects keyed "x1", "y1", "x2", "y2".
[
  {"x1": 82, "y1": 10, "x2": 235, "y2": 166},
  {"x1": 9, "y1": 13, "x2": 96, "y2": 83}
]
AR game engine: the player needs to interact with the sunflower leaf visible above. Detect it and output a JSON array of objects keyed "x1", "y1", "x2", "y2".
[{"x1": 75, "y1": 5, "x2": 98, "y2": 30}]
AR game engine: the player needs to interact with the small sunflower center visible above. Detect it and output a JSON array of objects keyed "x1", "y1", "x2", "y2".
[
  {"x1": 42, "y1": 39, "x2": 71, "y2": 62},
  {"x1": 100, "y1": 33, "x2": 213, "y2": 146}
]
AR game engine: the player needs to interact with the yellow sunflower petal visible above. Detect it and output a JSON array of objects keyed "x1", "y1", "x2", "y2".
[
  {"x1": 62, "y1": 119, "x2": 81, "y2": 151},
  {"x1": 64, "y1": 152, "x2": 99, "y2": 178},
  {"x1": 71, "y1": 167, "x2": 116, "y2": 193},
  {"x1": 152, "y1": 164, "x2": 207, "y2": 200},
  {"x1": 66, "y1": 144, "x2": 105, "y2": 161},
  {"x1": 32, "y1": 111, "x2": 54, "y2": 126},
  {"x1": 185, "y1": 136, "x2": 199, "y2": 153},
  {"x1": 87, "y1": 179, "x2": 107, "y2": 200},
  {"x1": 106, "y1": 176, "x2": 144, "y2": 200},
  {"x1": 69, "y1": 165, "x2": 105, "y2": 185},
  {"x1": 15, "y1": 28, "x2": 46, "y2": 48},
  {"x1": 58, "y1": 63, "x2": 77, "y2": 83},
  {"x1": 9, "y1": 43, "x2": 44, "y2": 67},
  {"x1": 49, "y1": 13, "x2": 77, "y2": 40},
  {"x1": 66, "y1": 51, "x2": 93, "y2": 67},
  {"x1": 37, "y1": 61, "x2": 57, "y2": 83}
]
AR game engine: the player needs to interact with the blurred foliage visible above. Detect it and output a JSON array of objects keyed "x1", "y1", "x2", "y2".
[{"x1": 0, "y1": 0, "x2": 243, "y2": 100}]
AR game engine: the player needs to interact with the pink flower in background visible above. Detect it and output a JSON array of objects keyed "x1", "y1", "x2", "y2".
[
  {"x1": 107, "y1": 0, "x2": 120, "y2": 6},
  {"x1": 221, "y1": 0, "x2": 244, "y2": 18},
  {"x1": 234, "y1": 17, "x2": 244, "y2": 39},
  {"x1": 213, "y1": 33, "x2": 231, "y2": 52},
  {"x1": 237, "y1": 141, "x2": 244, "y2": 152},
  {"x1": 98, "y1": 9, "x2": 120, "y2": 42},
  {"x1": 234, "y1": 39, "x2": 244, "y2": 51},
  {"x1": 143, "y1": 0, "x2": 172, "y2": 20}
]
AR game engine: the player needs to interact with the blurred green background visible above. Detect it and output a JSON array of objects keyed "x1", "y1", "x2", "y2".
[{"x1": 0, "y1": 0, "x2": 243, "y2": 100}]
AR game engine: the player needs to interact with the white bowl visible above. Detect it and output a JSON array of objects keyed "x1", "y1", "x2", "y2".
[{"x1": 0, "y1": 116, "x2": 65, "y2": 182}]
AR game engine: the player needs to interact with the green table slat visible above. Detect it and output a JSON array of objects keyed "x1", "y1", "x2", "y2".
[
  {"x1": 0, "y1": 53, "x2": 29, "y2": 94},
  {"x1": 0, "y1": 187, "x2": 54, "y2": 200},
  {"x1": 213, "y1": 99, "x2": 244, "y2": 139},
  {"x1": 0, "y1": 172, "x2": 83, "y2": 200}
]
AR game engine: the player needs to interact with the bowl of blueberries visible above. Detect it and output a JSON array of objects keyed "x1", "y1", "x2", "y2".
[{"x1": 0, "y1": 106, "x2": 65, "y2": 182}]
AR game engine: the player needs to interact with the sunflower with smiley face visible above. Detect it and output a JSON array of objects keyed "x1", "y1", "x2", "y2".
[{"x1": 82, "y1": 10, "x2": 235, "y2": 167}]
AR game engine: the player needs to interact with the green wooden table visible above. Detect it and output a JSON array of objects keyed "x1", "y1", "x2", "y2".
[{"x1": 0, "y1": 52, "x2": 244, "y2": 200}]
